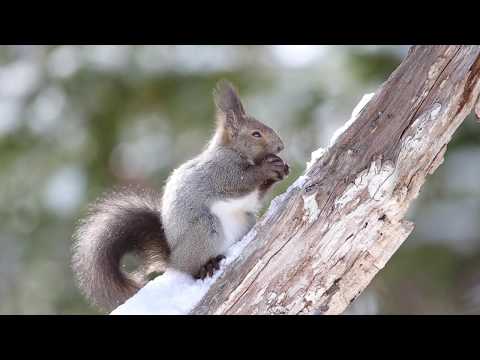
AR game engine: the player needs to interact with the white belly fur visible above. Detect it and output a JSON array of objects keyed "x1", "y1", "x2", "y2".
[{"x1": 210, "y1": 190, "x2": 261, "y2": 249}]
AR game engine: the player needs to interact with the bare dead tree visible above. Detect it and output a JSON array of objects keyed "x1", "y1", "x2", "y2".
[{"x1": 191, "y1": 45, "x2": 480, "y2": 315}]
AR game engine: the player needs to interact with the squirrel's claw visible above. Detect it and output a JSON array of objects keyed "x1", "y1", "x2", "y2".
[
  {"x1": 263, "y1": 154, "x2": 289, "y2": 181},
  {"x1": 195, "y1": 255, "x2": 226, "y2": 280}
]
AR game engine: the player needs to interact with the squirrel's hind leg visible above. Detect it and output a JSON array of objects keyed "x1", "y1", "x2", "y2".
[{"x1": 169, "y1": 210, "x2": 225, "y2": 278}]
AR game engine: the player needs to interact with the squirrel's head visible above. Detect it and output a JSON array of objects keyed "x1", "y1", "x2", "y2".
[{"x1": 213, "y1": 80, "x2": 284, "y2": 163}]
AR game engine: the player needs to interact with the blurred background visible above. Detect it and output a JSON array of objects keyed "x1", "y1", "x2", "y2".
[{"x1": 0, "y1": 45, "x2": 479, "y2": 315}]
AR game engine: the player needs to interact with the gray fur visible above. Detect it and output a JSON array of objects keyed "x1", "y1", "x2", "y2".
[
  {"x1": 71, "y1": 80, "x2": 287, "y2": 312},
  {"x1": 162, "y1": 146, "x2": 275, "y2": 274}
]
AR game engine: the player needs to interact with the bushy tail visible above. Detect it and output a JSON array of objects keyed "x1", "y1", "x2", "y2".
[{"x1": 72, "y1": 186, "x2": 169, "y2": 312}]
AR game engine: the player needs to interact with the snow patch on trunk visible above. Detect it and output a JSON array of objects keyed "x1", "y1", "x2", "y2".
[{"x1": 329, "y1": 92, "x2": 375, "y2": 146}]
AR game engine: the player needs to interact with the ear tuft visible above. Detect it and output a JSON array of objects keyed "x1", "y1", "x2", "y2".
[{"x1": 213, "y1": 80, "x2": 246, "y2": 116}]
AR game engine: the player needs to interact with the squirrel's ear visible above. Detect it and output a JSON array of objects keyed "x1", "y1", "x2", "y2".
[
  {"x1": 213, "y1": 80, "x2": 246, "y2": 137},
  {"x1": 213, "y1": 80, "x2": 246, "y2": 117},
  {"x1": 213, "y1": 80, "x2": 246, "y2": 138}
]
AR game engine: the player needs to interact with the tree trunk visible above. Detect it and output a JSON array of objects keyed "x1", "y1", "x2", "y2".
[{"x1": 191, "y1": 45, "x2": 480, "y2": 315}]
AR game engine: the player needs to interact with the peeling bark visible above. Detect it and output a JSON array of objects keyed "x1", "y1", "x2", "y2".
[{"x1": 191, "y1": 45, "x2": 480, "y2": 315}]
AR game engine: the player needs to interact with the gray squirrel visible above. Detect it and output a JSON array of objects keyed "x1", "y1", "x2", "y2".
[{"x1": 71, "y1": 80, "x2": 289, "y2": 312}]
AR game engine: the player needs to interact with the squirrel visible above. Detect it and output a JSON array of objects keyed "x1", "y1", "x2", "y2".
[{"x1": 71, "y1": 80, "x2": 289, "y2": 312}]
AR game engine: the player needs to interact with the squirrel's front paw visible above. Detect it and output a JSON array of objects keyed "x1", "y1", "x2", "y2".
[
  {"x1": 195, "y1": 255, "x2": 226, "y2": 280},
  {"x1": 262, "y1": 154, "x2": 289, "y2": 181}
]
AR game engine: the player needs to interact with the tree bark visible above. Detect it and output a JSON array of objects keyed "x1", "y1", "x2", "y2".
[{"x1": 191, "y1": 45, "x2": 480, "y2": 315}]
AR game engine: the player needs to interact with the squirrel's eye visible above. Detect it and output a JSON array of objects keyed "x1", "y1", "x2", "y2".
[{"x1": 252, "y1": 131, "x2": 262, "y2": 138}]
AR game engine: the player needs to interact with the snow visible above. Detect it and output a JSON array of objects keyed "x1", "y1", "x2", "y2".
[
  {"x1": 329, "y1": 92, "x2": 375, "y2": 146},
  {"x1": 111, "y1": 230, "x2": 255, "y2": 315},
  {"x1": 305, "y1": 92, "x2": 375, "y2": 177},
  {"x1": 306, "y1": 148, "x2": 326, "y2": 170}
]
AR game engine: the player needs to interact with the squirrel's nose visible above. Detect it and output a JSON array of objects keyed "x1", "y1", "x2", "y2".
[{"x1": 276, "y1": 143, "x2": 284, "y2": 153}]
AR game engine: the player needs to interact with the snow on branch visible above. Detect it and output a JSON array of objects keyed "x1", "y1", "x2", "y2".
[{"x1": 111, "y1": 232, "x2": 254, "y2": 315}]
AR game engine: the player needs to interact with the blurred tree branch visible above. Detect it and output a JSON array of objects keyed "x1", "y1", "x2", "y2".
[{"x1": 191, "y1": 45, "x2": 480, "y2": 315}]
